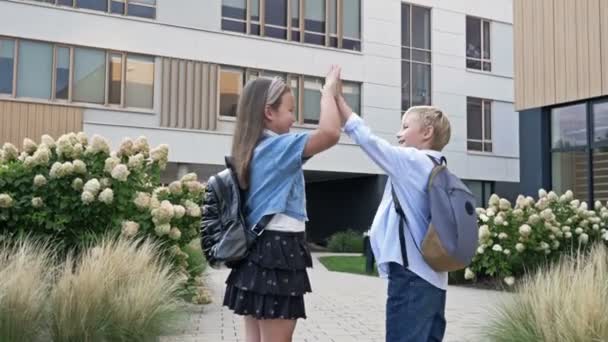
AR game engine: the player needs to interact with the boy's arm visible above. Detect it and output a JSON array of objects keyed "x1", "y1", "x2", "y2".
[{"x1": 339, "y1": 96, "x2": 409, "y2": 179}]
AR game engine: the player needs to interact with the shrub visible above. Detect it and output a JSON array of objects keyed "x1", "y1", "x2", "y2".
[{"x1": 327, "y1": 230, "x2": 364, "y2": 253}]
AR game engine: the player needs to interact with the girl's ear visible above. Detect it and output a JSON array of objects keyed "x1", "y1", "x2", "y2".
[{"x1": 263, "y1": 104, "x2": 273, "y2": 122}]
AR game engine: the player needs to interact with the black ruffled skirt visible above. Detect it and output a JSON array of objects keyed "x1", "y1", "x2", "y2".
[{"x1": 223, "y1": 230, "x2": 312, "y2": 320}]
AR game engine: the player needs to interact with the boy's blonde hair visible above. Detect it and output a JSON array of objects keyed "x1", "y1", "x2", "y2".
[{"x1": 404, "y1": 106, "x2": 451, "y2": 151}]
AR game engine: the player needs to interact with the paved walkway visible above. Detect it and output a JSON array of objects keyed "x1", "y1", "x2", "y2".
[{"x1": 163, "y1": 253, "x2": 509, "y2": 342}]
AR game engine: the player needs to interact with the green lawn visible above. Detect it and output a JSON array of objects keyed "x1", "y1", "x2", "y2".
[{"x1": 318, "y1": 255, "x2": 378, "y2": 276}]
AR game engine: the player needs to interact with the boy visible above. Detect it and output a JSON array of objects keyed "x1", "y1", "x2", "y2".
[{"x1": 337, "y1": 95, "x2": 451, "y2": 342}]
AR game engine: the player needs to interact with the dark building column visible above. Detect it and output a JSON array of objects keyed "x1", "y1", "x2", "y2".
[{"x1": 519, "y1": 107, "x2": 552, "y2": 197}]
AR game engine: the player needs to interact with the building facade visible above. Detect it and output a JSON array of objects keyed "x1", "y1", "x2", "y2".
[
  {"x1": 0, "y1": 0, "x2": 518, "y2": 242},
  {"x1": 514, "y1": 0, "x2": 608, "y2": 204}
]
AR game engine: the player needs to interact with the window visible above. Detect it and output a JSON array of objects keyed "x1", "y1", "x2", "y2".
[
  {"x1": 125, "y1": 54, "x2": 154, "y2": 108},
  {"x1": 219, "y1": 67, "x2": 244, "y2": 117},
  {"x1": 221, "y1": 0, "x2": 360, "y2": 51},
  {"x1": 27, "y1": 0, "x2": 156, "y2": 19},
  {"x1": 17, "y1": 41, "x2": 53, "y2": 99},
  {"x1": 73, "y1": 47, "x2": 106, "y2": 104},
  {"x1": 303, "y1": 76, "x2": 322, "y2": 124},
  {"x1": 54, "y1": 47, "x2": 70, "y2": 100},
  {"x1": 467, "y1": 97, "x2": 492, "y2": 152},
  {"x1": 463, "y1": 180, "x2": 494, "y2": 207},
  {"x1": 401, "y1": 3, "x2": 431, "y2": 111},
  {"x1": 0, "y1": 38, "x2": 15, "y2": 95},
  {"x1": 304, "y1": 0, "x2": 325, "y2": 45},
  {"x1": 108, "y1": 53, "x2": 123, "y2": 105},
  {"x1": 265, "y1": 0, "x2": 288, "y2": 39},
  {"x1": 466, "y1": 16, "x2": 491, "y2": 71},
  {"x1": 1, "y1": 38, "x2": 155, "y2": 108},
  {"x1": 218, "y1": 65, "x2": 361, "y2": 126}
]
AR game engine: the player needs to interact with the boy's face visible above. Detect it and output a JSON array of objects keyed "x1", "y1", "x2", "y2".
[{"x1": 396, "y1": 113, "x2": 432, "y2": 149}]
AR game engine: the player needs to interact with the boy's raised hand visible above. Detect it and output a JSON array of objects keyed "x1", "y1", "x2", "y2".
[{"x1": 337, "y1": 93, "x2": 354, "y2": 122}]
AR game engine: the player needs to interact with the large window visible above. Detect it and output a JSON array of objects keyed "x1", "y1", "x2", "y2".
[
  {"x1": 401, "y1": 3, "x2": 431, "y2": 112},
  {"x1": 0, "y1": 37, "x2": 155, "y2": 109},
  {"x1": 467, "y1": 97, "x2": 493, "y2": 152},
  {"x1": 0, "y1": 39, "x2": 15, "y2": 95},
  {"x1": 17, "y1": 41, "x2": 53, "y2": 99},
  {"x1": 30, "y1": 0, "x2": 156, "y2": 19},
  {"x1": 463, "y1": 180, "x2": 494, "y2": 207},
  {"x1": 550, "y1": 101, "x2": 608, "y2": 203},
  {"x1": 218, "y1": 65, "x2": 361, "y2": 126},
  {"x1": 222, "y1": 0, "x2": 361, "y2": 51},
  {"x1": 466, "y1": 16, "x2": 491, "y2": 71}
]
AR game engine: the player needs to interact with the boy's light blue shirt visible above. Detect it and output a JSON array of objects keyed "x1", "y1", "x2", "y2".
[
  {"x1": 344, "y1": 114, "x2": 448, "y2": 290},
  {"x1": 244, "y1": 130, "x2": 311, "y2": 228}
]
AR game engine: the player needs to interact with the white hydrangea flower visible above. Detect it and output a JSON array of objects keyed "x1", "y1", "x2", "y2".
[
  {"x1": 0, "y1": 194, "x2": 14, "y2": 208},
  {"x1": 31, "y1": 197, "x2": 44, "y2": 208},
  {"x1": 602, "y1": 231, "x2": 608, "y2": 241},
  {"x1": 20, "y1": 138, "x2": 37, "y2": 155},
  {"x1": 464, "y1": 268, "x2": 475, "y2": 280},
  {"x1": 127, "y1": 153, "x2": 145, "y2": 169},
  {"x1": 73, "y1": 160, "x2": 87, "y2": 174},
  {"x1": 133, "y1": 136, "x2": 150, "y2": 157},
  {"x1": 498, "y1": 199, "x2": 511, "y2": 211},
  {"x1": 150, "y1": 144, "x2": 169, "y2": 170},
  {"x1": 173, "y1": 205, "x2": 186, "y2": 219},
  {"x1": 149, "y1": 196, "x2": 160, "y2": 209},
  {"x1": 512, "y1": 209, "x2": 524, "y2": 217},
  {"x1": 134, "y1": 192, "x2": 151, "y2": 210},
  {"x1": 2, "y1": 143, "x2": 18, "y2": 161},
  {"x1": 153, "y1": 187, "x2": 170, "y2": 197},
  {"x1": 49, "y1": 162, "x2": 62, "y2": 179},
  {"x1": 504, "y1": 276, "x2": 515, "y2": 287},
  {"x1": 562, "y1": 226, "x2": 571, "y2": 232},
  {"x1": 33, "y1": 174, "x2": 47, "y2": 188},
  {"x1": 184, "y1": 181, "x2": 204, "y2": 194},
  {"x1": 184, "y1": 200, "x2": 201, "y2": 217},
  {"x1": 488, "y1": 194, "x2": 500, "y2": 207},
  {"x1": 570, "y1": 199, "x2": 580, "y2": 208},
  {"x1": 552, "y1": 241, "x2": 560, "y2": 250},
  {"x1": 81, "y1": 191, "x2": 95, "y2": 204},
  {"x1": 478, "y1": 225, "x2": 491, "y2": 240},
  {"x1": 519, "y1": 224, "x2": 532, "y2": 237},
  {"x1": 154, "y1": 223, "x2": 171, "y2": 237},
  {"x1": 539, "y1": 242, "x2": 550, "y2": 250},
  {"x1": 479, "y1": 214, "x2": 489, "y2": 223},
  {"x1": 41, "y1": 134, "x2": 55, "y2": 148},
  {"x1": 580, "y1": 201, "x2": 588, "y2": 211},
  {"x1": 595, "y1": 201, "x2": 603, "y2": 211},
  {"x1": 593, "y1": 224, "x2": 600, "y2": 231},
  {"x1": 515, "y1": 243, "x2": 525, "y2": 253},
  {"x1": 541, "y1": 209, "x2": 554, "y2": 221},
  {"x1": 72, "y1": 178, "x2": 84, "y2": 191},
  {"x1": 538, "y1": 189, "x2": 547, "y2": 198},
  {"x1": 121, "y1": 220, "x2": 140, "y2": 238},
  {"x1": 492, "y1": 244, "x2": 503, "y2": 252},
  {"x1": 104, "y1": 157, "x2": 120, "y2": 174},
  {"x1": 83, "y1": 179, "x2": 101, "y2": 195},
  {"x1": 33, "y1": 147, "x2": 50, "y2": 166},
  {"x1": 72, "y1": 143, "x2": 84, "y2": 158},
  {"x1": 575, "y1": 227, "x2": 584, "y2": 235},
  {"x1": 486, "y1": 208, "x2": 496, "y2": 217},
  {"x1": 547, "y1": 191, "x2": 558, "y2": 201},
  {"x1": 76, "y1": 132, "x2": 88, "y2": 145},
  {"x1": 180, "y1": 172, "x2": 198, "y2": 182},
  {"x1": 98, "y1": 188, "x2": 114, "y2": 204},
  {"x1": 118, "y1": 138, "x2": 134, "y2": 157},
  {"x1": 169, "y1": 181, "x2": 182, "y2": 195},
  {"x1": 564, "y1": 190, "x2": 574, "y2": 201},
  {"x1": 498, "y1": 232, "x2": 508, "y2": 240},
  {"x1": 86, "y1": 135, "x2": 110, "y2": 155},
  {"x1": 61, "y1": 162, "x2": 74, "y2": 176},
  {"x1": 565, "y1": 232, "x2": 573, "y2": 239},
  {"x1": 169, "y1": 227, "x2": 182, "y2": 240},
  {"x1": 503, "y1": 249, "x2": 511, "y2": 256},
  {"x1": 494, "y1": 216, "x2": 505, "y2": 226},
  {"x1": 579, "y1": 233, "x2": 589, "y2": 244},
  {"x1": 528, "y1": 214, "x2": 541, "y2": 225},
  {"x1": 476, "y1": 246, "x2": 485, "y2": 254},
  {"x1": 111, "y1": 164, "x2": 130, "y2": 182},
  {"x1": 548, "y1": 234, "x2": 555, "y2": 240},
  {"x1": 153, "y1": 200, "x2": 175, "y2": 223}
]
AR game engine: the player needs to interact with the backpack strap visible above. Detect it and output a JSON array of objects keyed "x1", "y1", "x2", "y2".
[{"x1": 391, "y1": 184, "x2": 424, "y2": 267}]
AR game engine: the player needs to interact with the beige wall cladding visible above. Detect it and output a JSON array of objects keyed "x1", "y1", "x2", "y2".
[
  {"x1": 514, "y1": 0, "x2": 608, "y2": 110},
  {"x1": 0, "y1": 100, "x2": 83, "y2": 147},
  {"x1": 160, "y1": 57, "x2": 218, "y2": 131}
]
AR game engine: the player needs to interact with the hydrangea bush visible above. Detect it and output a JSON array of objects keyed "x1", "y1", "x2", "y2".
[
  {"x1": 465, "y1": 189, "x2": 608, "y2": 287},
  {"x1": 0, "y1": 133, "x2": 204, "y2": 295}
]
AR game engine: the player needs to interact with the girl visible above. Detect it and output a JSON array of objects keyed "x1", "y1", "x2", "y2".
[{"x1": 223, "y1": 65, "x2": 342, "y2": 342}]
